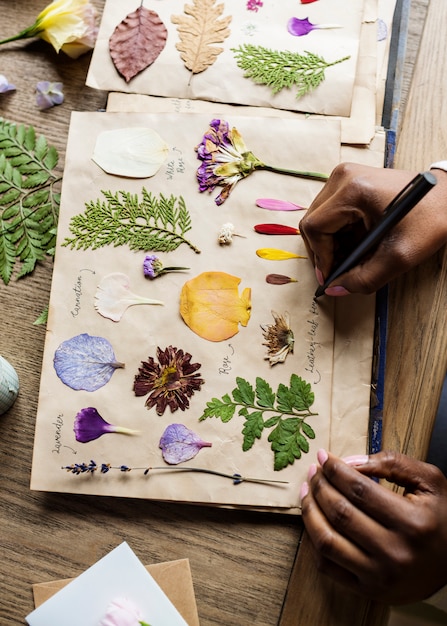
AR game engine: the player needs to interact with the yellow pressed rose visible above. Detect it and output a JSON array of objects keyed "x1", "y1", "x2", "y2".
[{"x1": 0, "y1": 0, "x2": 98, "y2": 58}]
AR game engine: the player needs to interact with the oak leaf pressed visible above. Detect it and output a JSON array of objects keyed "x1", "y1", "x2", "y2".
[{"x1": 171, "y1": 0, "x2": 231, "y2": 75}]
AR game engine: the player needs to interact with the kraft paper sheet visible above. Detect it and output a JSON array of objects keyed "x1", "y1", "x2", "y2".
[
  {"x1": 86, "y1": 0, "x2": 365, "y2": 117},
  {"x1": 104, "y1": 0, "x2": 392, "y2": 146},
  {"x1": 30, "y1": 111, "x2": 375, "y2": 513},
  {"x1": 33, "y1": 558, "x2": 200, "y2": 626}
]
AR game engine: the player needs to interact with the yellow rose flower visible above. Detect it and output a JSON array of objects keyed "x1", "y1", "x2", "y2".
[{"x1": 0, "y1": 0, "x2": 98, "y2": 58}]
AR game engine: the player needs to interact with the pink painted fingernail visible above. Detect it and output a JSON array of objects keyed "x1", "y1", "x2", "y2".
[
  {"x1": 324, "y1": 285, "x2": 350, "y2": 297},
  {"x1": 300, "y1": 481, "x2": 309, "y2": 501},
  {"x1": 315, "y1": 266, "x2": 324, "y2": 285},
  {"x1": 307, "y1": 463, "x2": 317, "y2": 481},
  {"x1": 342, "y1": 454, "x2": 369, "y2": 466},
  {"x1": 317, "y1": 448, "x2": 329, "y2": 465}
]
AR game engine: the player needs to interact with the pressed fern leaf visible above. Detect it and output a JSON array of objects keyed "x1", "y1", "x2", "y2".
[
  {"x1": 0, "y1": 118, "x2": 61, "y2": 284},
  {"x1": 62, "y1": 188, "x2": 201, "y2": 254},
  {"x1": 232, "y1": 44, "x2": 350, "y2": 99},
  {"x1": 171, "y1": 0, "x2": 232, "y2": 74}
]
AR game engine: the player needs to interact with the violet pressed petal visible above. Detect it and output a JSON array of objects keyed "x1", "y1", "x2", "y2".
[
  {"x1": 159, "y1": 423, "x2": 212, "y2": 464},
  {"x1": 53, "y1": 333, "x2": 124, "y2": 391},
  {"x1": 287, "y1": 17, "x2": 316, "y2": 37},
  {"x1": 74, "y1": 407, "x2": 138, "y2": 443}
]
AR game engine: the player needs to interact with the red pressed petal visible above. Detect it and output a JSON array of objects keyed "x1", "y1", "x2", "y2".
[{"x1": 254, "y1": 223, "x2": 299, "y2": 235}]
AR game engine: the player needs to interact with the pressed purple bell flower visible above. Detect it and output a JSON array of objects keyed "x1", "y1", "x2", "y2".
[
  {"x1": 0, "y1": 74, "x2": 16, "y2": 93},
  {"x1": 287, "y1": 17, "x2": 342, "y2": 37},
  {"x1": 74, "y1": 407, "x2": 138, "y2": 443},
  {"x1": 143, "y1": 254, "x2": 189, "y2": 279},
  {"x1": 35, "y1": 80, "x2": 64, "y2": 110}
]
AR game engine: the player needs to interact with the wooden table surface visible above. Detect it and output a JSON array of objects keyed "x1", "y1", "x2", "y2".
[{"x1": 0, "y1": 1, "x2": 444, "y2": 625}]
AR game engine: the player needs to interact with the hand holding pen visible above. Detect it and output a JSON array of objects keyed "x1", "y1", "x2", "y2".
[{"x1": 299, "y1": 163, "x2": 447, "y2": 297}]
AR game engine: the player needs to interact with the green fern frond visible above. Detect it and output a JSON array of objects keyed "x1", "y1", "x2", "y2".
[
  {"x1": 232, "y1": 44, "x2": 350, "y2": 99},
  {"x1": 0, "y1": 118, "x2": 61, "y2": 284},
  {"x1": 62, "y1": 189, "x2": 201, "y2": 254}
]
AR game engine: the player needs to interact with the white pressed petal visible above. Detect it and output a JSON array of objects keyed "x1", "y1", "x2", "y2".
[
  {"x1": 94, "y1": 272, "x2": 164, "y2": 322},
  {"x1": 92, "y1": 127, "x2": 169, "y2": 178}
]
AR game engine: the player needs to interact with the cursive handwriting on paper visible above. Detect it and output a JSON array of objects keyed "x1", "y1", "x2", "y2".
[
  {"x1": 219, "y1": 343, "x2": 235, "y2": 375},
  {"x1": 70, "y1": 269, "x2": 95, "y2": 318},
  {"x1": 305, "y1": 299, "x2": 321, "y2": 384},
  {"x1": 52, "y1": 413, "x2": 76, "y2": 455},
  {"x1": 165, "y1": 147, "x2": 186, "y2": 181}
]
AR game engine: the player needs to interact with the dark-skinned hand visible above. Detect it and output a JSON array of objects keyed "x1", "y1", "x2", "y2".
[
  {"x1": 299, "y1": 163, "x2": 447, "y2": 295},
  {"x1": 300, "y1": 449, "x2": 447, "y2": 604}
]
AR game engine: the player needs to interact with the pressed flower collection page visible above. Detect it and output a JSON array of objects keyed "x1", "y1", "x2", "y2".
[
  {"x1": 86, "y1": 0, "x2": 364, "y2": 116},
  {"x1": 30, "y1": 111, "x2": 375, "y2": 512}
]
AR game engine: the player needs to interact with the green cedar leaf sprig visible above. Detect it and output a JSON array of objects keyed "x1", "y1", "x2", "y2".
[
  {"x1": 199, "y1": 374, "x2": 317, "y2": 470},
  {"x1": 62, "y1": 188, "x2": 201, "y2": 254},
  {"x1": 0, "y1": 118, "x2": 61, "y2": 284},
  {"x1": 231, "y1": 44, "x2": 350, "y2": 99}
]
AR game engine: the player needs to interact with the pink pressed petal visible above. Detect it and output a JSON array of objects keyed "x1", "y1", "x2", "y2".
[{"x1": 256, "y1": 198, "x2": 305, "y2": 211}]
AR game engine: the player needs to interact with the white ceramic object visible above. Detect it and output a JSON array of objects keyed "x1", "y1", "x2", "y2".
[{"x1": 0, "y1": 356, "x2": 19, "y2": 414}]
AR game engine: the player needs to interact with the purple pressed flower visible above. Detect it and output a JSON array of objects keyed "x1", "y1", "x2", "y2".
[
  {"x1": 246, "y1": 0, "x2": 263, "y2": 11},
  {"x1": 196, "y1": 119, "x2": 328, "y2": 205},
  {"x1": 63, "y1": 460, "x2": 98, "y2": 474},
  {"x1": 0, "y1": 74, "x2": 16, "y2": 93},
  {"x1": 143, "y1": 254, "x2": 160, "y2": 278},
  {"x1": 74, "y1": 407, "x2": 138, "y2": 443},
  {"x1": 287, "y1": 17, "x2": 342, "y2": 37},
  {"x1": 35, "y1": 80, "x2": 64, "y2": 110},
  {"x1": 143, "y1": 254, "x2": 189, "y2": 279},
  {"x1": 195, "y1": 119, "x2": 264, "y2": 206},
  {"x1": 159, "y1": 423, "x2": 212, "y2": 464}
]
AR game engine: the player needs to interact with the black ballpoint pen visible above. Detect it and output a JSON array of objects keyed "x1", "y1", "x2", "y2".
[{"x1": 314, "y1": 170, "x2": 438, "y2": 298}]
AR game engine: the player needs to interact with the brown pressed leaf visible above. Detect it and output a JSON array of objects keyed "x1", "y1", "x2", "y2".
[
  {"x1": 171, "y1": 0, "x2": 232, "y2": 75},
  {"x1": 109, "y1": 7, "x2": 168, "y2": 82}
]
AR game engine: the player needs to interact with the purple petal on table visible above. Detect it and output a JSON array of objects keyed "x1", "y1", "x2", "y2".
[
  {"x1": 0, "y1": 74, "x2": 15, "y2": 93},
  {"x1": 159, "y1": 423, "x2": 212, "y2": 464},
  {"x1": 256, "y1": 198, "x2": 305, "y2": 211}
]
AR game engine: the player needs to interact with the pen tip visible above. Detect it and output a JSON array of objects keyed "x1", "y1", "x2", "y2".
[{"x1": 314, "y1": 286, "x2": 325, "y2": 298}]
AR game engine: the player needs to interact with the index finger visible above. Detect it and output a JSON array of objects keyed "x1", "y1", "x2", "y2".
[{"x1": 318, "y1": 452, "x2": 414, "y2": 529}]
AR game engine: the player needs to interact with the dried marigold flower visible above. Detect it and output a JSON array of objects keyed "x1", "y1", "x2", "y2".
[
  {"x1": 133, "y1": 345, "x2": 204, "y2": 415},
  {"x1": 261, "y1": 311, "x2": 294, "y2": 366}
]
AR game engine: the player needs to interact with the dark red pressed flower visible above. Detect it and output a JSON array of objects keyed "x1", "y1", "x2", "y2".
[{"x1": 133, "y1": 345, "x2": 204, "y2": 415}]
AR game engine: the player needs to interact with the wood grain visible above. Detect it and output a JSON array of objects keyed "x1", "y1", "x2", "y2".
[
  {"x1": 280, "y1": 1, "x2": 447, "y2": 624},
  {"x1": 0, "y1": 1, "x2": 439, "y2": 625},
  {"x1": 0, "y1": 3, "x2": 299, "y2": 625}
]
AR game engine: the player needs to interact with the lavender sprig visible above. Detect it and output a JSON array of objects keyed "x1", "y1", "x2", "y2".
[{"x1": 62, "y1": 460, "x2": 288, "y2": 486}]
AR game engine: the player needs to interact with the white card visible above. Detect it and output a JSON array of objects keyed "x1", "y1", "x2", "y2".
[{"x1": 26, "y1": 542, "x2": 188, "y2": 626}]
